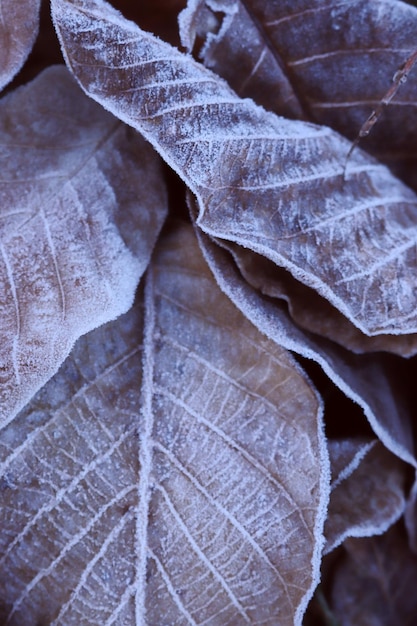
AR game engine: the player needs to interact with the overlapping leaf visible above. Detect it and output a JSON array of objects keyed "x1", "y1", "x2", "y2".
[
  {"x1": 191, "y1": 215, "x2": 416, "y2": 468},
  {"x1": 0, "y1": 221, "x2": 329, "y2": 626},
  {"x1": 179, "y1": 0, "x2": 417, "y2": 177},
  {"x1": 218, "y1": 241, "x2": 417, "y2": 355},
  {"x1": 0, "y1": 0, "x2": 41, "y2": 91},
  {"x1": 325, "y1": 439, "x2": 406, "y2": 553},
  {"x1": 0, "y1": 65, "x2": 167, "y2": 428},
  {"x1": 52, "y1": 0, "x2": 417, "y2": 338},
  {"x1": 331, "y1": 524, "x2": 417, "y2": 626}
]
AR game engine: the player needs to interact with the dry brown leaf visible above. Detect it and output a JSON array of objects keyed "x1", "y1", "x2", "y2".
[
  {"x1": 0, "y1": 65, "x2": 167, "y2": 428},
  {"x1": 0, "y1": 221, "x2": 329, "y2": 625},
  {"x1": 0, "y1": 0, "x2": 41, "y2": 91},
  {"x1": 328, "y1": 438, "x2": 375, "y2": 487},
  {"x1": 324, "y1": 440, "x2": 406, "y2": 553},
  {"x1": 179, "y1": 0, "x2": 417, "y2": 180},
  {"x1": 331, "y1": 524, "x2": 417, "y2": 626},
  {"x1": 0, "y1": 299, "x2": 144, "y2": 625},
  {"x1": 190, "y1": 207, "x2": 416, "y2": 469},
  {"x1": 144, "y1": 222, "x2": 329, "y2": 625},
  {"x1": 52, "y1": 0, "x2": 417, "y2": 339},
  {"x1": 222, "y1": 242, "x2": 417, "y2": 356},
  {"x1": 179, "y1": 0, "x2": 306, "y2": 120}
]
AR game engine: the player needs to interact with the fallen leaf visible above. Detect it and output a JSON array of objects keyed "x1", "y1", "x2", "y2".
[
  {"x1": 324, "y1": 440, "x2": 406, "y2": 553},
  {"x1": 221, "y1": 242, "x2": 417, "y2": 356},
  {"x1": 0, "y1": 221, "x2": 329, "y2": 626},
  {"x1": 0, "y1": 0, "x2": 41, "y2": 91},
  {"x1": 179, "y1": 0, "x2": 417, "y2": 179},
  {"x1": 191, "y1": 211, "x2": 416, "y2": 468},
  {"x1": 178, "y1": 0, "x2": 306, "y2": 120},
  {"x1": 0, "y1": 65, "x2": 167, "y2": 428},
  {"x1": 331, "y1": 523, "x2": 417, "y2": 626},
  {"x1": 52, "y1": 0, "x2": 417, "y2": 338}
]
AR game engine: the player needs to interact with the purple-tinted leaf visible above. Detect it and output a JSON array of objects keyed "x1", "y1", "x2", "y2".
[
  {"x1": 0, "y1": 299, "x2": 144, "y2": 625},
  {"x1": 328, "y1": 438, "x2": 375, "y2": 488},
  {"x1": 325, "y1": 440, "x2": 406, "y2": 553},
  {"x1": 53, "y1": 0, "x2": 417, "y2": 339},
  {"x1": 0, "y1": 0, "x2": 41, "y2": 92},
  {"x1": 0, "y1": 65, "x2": 167, "y2": 428},
  {"x1": 190, "y1": 204, "x2": 416, "y2": 468},
  {"x1": 331, "y1": 524, "x2": 417, "y2": 626},
  {"x1": 221, "y1": 242, "x2": 417, "y2": 356},
  {"x1": 0, "y1": 222, "x2": 329, "y2": 626},
  {"x1": 179, "y1": 0, "x2": 417, "y2": 180},
  {"x1": 179, "y1": 0, "x2": 306, "y2": 120}
]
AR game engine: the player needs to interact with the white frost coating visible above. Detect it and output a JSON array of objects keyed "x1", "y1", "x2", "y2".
[
  {"x1": 324, "y1": 442, "x2": 406, "y2": 554},
  {"x1": 178, "y1": 0, "x2": 239, "y2": 53},
  {"x1": 145, "y1": 222, "x2": 330, "y2": 626},
  {"x1": 178, "y1": 0, "x2": 206, "y2": 51},
  {"x1": 135, "y1": 272, "x2": 156, "y2": 626},
  {"x1": 329, "y1": 439, "x2": 376, "y2": 490},
  {"x1": 52, "y1": 0, "x2": 417, "y2": 338},
  {"x1": 7, "y1": 483, "x2": 136, "y2": 623},
  {"x1": 0, "y1": 0, "x2": 41, "y2": 91},
  {"x1": 50, "y1": 508, "x2": 136, "y2": 624},
  {"x1": 192, "y1": 213, "x2": 417, "y2": 470},
  {"x1": 0, "y1": 302, "x2": 145, "y2": 624},
  {"x1": 0, "y1": 65, "x2": 167, "y2": 427}
]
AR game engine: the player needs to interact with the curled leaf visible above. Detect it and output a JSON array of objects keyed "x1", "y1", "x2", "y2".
[
  {"x1": 179, "y1": 0, "x2": 307, "y2": 120},
  {"x1": 0, "y1": 0, "x2": 41, "y2": 91},
  {"x1": 179, "y1": 0, "x2": 417, "y2": 174},
  {"x1": 0, "y1": 65, "x2": 167, "y2": 427},
  {"x1": 324, "y1": 440, "x2": 406, "y2": 553},
  {"x1": 191, "y1": 206, "x2": 416, "y2": 468},
  {"x1": 53, "y1": 0, "x2": 417, "y2": 338},
  {"x1": 331, "y1": 524, "x2": 417, "y2": 626},
  {"x1": 222, "y1": 242, "x2": 417, "y2": 356},
  {"x1": 0, "y1": 222, "x2": 330, "y2": 626}
]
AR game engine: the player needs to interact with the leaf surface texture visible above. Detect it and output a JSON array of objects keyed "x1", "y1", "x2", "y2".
[
  {"x1": 0, "y1": 65, "x2": 167, "y2": 427},
  {"x1": 52, "y1": 0, "x2": 417, "y2": 338},
  {"x1": 0, "y1": 0, "x2": 41, "y2": 91},
  {"x1": 0, "y1": 222, "x2": 329, "y2": 625}
]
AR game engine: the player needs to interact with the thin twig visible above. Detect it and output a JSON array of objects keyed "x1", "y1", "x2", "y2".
[{"x1": 344, "y1": 48, "x2": 417, "y2": 179}]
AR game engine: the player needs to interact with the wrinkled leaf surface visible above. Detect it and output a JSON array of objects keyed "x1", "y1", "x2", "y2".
[
  {"x1": 0, "y1": 222, "x2": 329, "y2": 626},
  {"x1": 52, "y1": 0, "x2": 417, "y2": 338},
  {"x1": 191, "y1": 211, "x2": 416, "y2": 468},
  {"x1": 223, "y1": 242, "x2": 417, "y2": 356},
  {"x1": 0, "y1": 65, "x2": 167, "y2": 428},
  {"x1": 0, "y1": 0, "x2": 41, "y2": 91},
  {"x1": 325, "y1": 440, "x2": 406, "y2": 553},
  {"x1": 179, "y1": 0, "x2": 417, "y2": 176}
]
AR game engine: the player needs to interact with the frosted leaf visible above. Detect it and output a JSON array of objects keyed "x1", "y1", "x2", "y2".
[
  {"x1": 179, "y1": 0, "x2": 306, "y2": 120},
  {"x1": 0, "y1": 66, "x2": 167, "y2": 428},
  {"x1": 222, "y1": 242, "x2": 417, "y2": 356},
  {"x1": 328, "y1": 438, "x2": 375, "y2": 489},
  {"x1": 324, "y1": 440, "x2": 406, "y2": 553},
  {"x1": 190, "y1": 200, "x2": 416, "y2": 469},
  {"x1": 331, "y1": 525, "x2": 417, "y2": 626},
  {"x1": 0, "y1": 301, "x2": 145, "y2": 625},
  {"x1": 142, "y1": 222, "x2": 329, "y2": 625},
  {"x1": 179, "y1": 0, "x2": 417, "y2": 179},
  {"x1": 53, "y1": 0, "x2": 417, "y2": 337},
  {"x1": 0, "y1": 0, "x2": 41, "y2": 92},
  {"x1": 0, "y1": 223, "x2": 329, "y2": 626}
]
